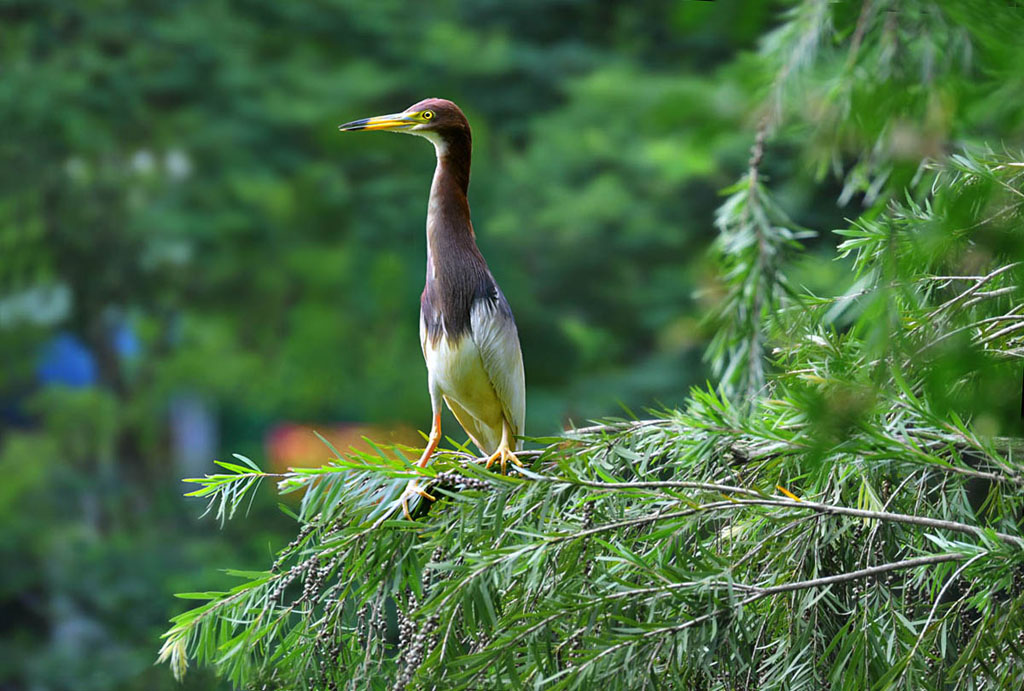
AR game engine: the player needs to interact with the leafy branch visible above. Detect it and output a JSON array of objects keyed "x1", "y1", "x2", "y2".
[{"x1": 159, "y1": 1, "x2": 1024, "y2": 687}]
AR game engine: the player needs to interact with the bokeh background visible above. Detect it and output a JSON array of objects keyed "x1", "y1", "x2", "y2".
[{"x1": 4, "y1": 0, "x2": 1014, "y2": 689}]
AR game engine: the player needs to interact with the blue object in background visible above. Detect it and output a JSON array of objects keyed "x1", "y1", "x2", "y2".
[
  {"x1": 36, "y1": 332, "x2": 98, "y2": 388},
  {"x1": 111, "y1": 321, "x2": 140, "y2": 361},
  {"x1": 169, "y1": 393, "x2": 219, "y2": 479}
]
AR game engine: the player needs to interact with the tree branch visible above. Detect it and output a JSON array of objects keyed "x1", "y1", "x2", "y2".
[{"x1": 562, "y1": 552, "x2": 971, "y2": 679}]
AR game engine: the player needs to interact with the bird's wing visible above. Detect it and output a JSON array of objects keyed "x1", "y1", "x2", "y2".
[{"x1": 469, "y1": 289, "x2": 526, "y2": 447}]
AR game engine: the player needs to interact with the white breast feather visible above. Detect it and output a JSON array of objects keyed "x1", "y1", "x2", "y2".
[{"x1": 421, "y1": 314, "x2": 505, "y2": 444}]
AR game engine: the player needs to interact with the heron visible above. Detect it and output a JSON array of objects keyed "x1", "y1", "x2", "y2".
[{"x1": 338, "y1": 98, "x2": 525, "y2": 519}]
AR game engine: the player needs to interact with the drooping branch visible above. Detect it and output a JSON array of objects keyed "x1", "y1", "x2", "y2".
[{"x1": 553, "y1": 552, "x2": 972, "y2": 683}]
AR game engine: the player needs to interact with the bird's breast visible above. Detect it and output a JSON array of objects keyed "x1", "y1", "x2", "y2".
[{"x1": 420, "y1": 320, "x2": 504, "y2": 427}]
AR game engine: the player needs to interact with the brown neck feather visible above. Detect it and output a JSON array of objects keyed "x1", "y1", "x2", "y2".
[
  {"x1": 426, "y1": 129, "x2": 480, "y2": 268},
  {"x1": 422, "y1": 127, "x2": 495, "y2": 343},
  {"x1": 437, "y1": 129, "x2": 471, "y2": 198}
]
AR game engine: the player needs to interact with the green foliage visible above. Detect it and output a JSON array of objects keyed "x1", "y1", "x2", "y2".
[
  {"x1": 164, "y1": 277, "x2": 1024, "y2": 687},
  {"x1": 707, "y1": 169, "x2": 812, "y2": 399},
  {"x1": 159, "y1": 0, "x2": 1024, "y2": 685}
]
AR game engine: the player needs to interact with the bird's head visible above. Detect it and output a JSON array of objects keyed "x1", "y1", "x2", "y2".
[{"x1": 338, "y1": 98, "x2": 470, "y2": 154}]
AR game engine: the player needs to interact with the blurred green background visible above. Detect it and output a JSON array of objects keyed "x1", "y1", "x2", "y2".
[{"x1": 4, "y1": 1, "x2": 1018, "y2": 689}]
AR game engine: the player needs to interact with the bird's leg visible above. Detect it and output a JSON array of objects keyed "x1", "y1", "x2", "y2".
[
  {"x1": 484, "y1": 420, "x2": 523, "y2": 474},
  {"x1": 400, "y1": 412, "x2": 441, "y2": 519}
]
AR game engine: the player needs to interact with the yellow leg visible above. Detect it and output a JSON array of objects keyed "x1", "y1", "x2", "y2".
[
  {"x1": 400, "y1": 412, "x2": 441, "y2": 519},
  {"x1": 484, "y1": 420, "x2": 523, "y2": 474}
]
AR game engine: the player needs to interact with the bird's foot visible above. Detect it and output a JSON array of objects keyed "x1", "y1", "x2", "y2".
[
  {"x1": 399, "y1": 478, "x2": 436, "y2": 520},
  {"x1": 484, "y1": 443, "x2": 523, "y2": 474}
]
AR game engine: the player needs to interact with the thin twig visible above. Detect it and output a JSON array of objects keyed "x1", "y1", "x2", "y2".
[
  {"x1": 925, "y1": 263, "x2": 1019, "y2": 320},
  {"x1": 564, "y1": 419, "x2": 669, "y2": 437},
  {"x1": 720, "y1": 498, "x2": 1024, "y2": 549},
  {"x1": 977, "y1": 318, "x2": 1024, "y2": 347},
  {"x1": 535, "y1": 474, "x2": 765, "y2": 499},
  {"x1": 536, "y1": 494, "x2": 1023, "y2": 549},
  {"x1": 916, "y1": 308, "x2": 1024, "y2": 354},
  {"x1": 900, "y1": 552, "x2": 985, "y2": 684},
  {"x1": 845, "y1": 0, "x2": 875, "y2": 69}
]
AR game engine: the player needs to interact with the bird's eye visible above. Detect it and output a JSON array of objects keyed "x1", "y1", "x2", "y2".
[{"x1": 422, "y1": 110, "x2": 434, "y2": 120}]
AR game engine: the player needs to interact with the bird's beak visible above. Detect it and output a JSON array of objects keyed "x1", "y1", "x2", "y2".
[{"x1": 338, "y1": 112, "x2": 417, "y2": 132}]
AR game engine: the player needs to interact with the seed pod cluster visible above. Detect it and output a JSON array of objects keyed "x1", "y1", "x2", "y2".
[
  {"x1": 470, "y1": 632, "x2": 492, "y2": 655},
  {"x1": 297, "y1": 559, "x2": 333, "y2": 608},
  {"x1": 325, "y1": 517, "x2": 345, "y2": 538},
  {"x1": 392, "y1": 590, "x2": 441, "y2": 691},
  {"x1": 272, "y1": 520, "x2": 318, "y2": 573},
  {"x1": 313, "y1": 620, "x2": 342, "y2": 691},
  {"x1": 435, "y1": 470, "x2": 490, "y2": 491},
  {"x1": 423, "y1": 546, "x2": 445, "y2": 590},
  {"x1": 269, "y1": 562, "x2": 306, "y2": 603},
  {"x1": 582, "y1": 500, "x2": 595, "y2": 530},
  {"x1": 371, "y1": 599, "x2": 387, "y2": 640}
]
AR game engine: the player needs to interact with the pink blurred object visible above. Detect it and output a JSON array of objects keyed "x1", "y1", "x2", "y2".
[{"x1": 265, "y1": 422, "x2": 422, "y2": 473}]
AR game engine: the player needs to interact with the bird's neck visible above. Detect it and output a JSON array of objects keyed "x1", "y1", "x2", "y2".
[{"x1": 425, "y1": 132, "x2": 480, "y2": 270}]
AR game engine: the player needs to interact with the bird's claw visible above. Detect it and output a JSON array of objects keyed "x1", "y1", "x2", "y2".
[
  {"x1": 484, "y1": 446, "x2": 522, "y2": 474},
  {"x1": 399, "y1": 478, "x2": 436, "y2": 520}
]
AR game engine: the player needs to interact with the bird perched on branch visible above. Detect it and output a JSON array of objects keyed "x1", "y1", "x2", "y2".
[{"x1": 338, "y1": 99, "x2": 525, "y2": 518}]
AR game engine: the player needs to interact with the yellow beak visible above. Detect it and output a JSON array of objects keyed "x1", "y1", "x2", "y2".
[{"x1": 338, "y1": 112, "x2": 417, "y2": 132}]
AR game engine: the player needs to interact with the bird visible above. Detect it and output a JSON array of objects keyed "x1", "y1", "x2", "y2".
[{"x1": 338, "y1": 98, "x2": 525, "y2": 519}]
